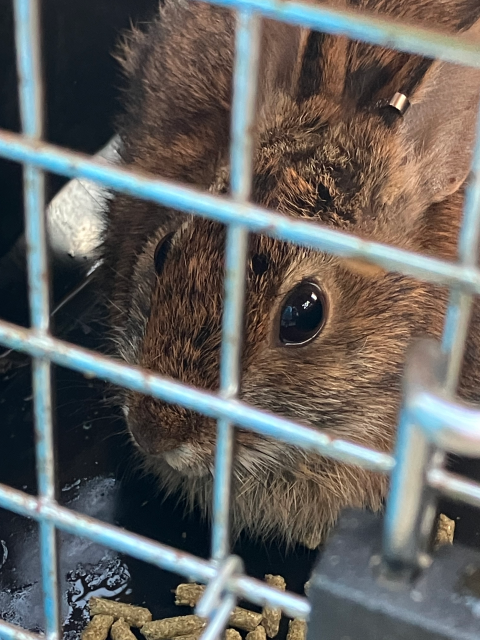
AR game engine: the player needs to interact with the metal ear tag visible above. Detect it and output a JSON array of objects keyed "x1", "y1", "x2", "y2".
[{"x1": 389, "y1": 92, "x2": 410, "y2": 116}]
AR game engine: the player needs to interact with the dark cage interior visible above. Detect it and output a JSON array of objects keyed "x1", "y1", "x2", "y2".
[{"x1": 1, "y1": 0, "x2": 480, "y2": 637}]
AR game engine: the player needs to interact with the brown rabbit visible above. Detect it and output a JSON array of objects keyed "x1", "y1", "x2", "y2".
[{"x1": 101, "y1": 0, "x2": 480, "y2": 549}]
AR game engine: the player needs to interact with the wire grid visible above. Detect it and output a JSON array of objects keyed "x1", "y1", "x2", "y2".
[{"x1": 2, "y1": 0, "x2": 480, "y2": 638}]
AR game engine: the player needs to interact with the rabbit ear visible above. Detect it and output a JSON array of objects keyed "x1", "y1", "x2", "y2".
[
  {"x1": 257, "y1": 0, "x2": 350, "y2": 106},
  {"x1": 398, "y1": 17, "x2": 480, "y2": 205},
  {"x1": 257, "y1": 20, "x2": 309, "y2": 105}
]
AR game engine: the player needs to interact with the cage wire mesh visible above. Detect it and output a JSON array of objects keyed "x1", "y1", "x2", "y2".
[{"x1": 2, "y1": 0, "x2": 480, "y2": 638}]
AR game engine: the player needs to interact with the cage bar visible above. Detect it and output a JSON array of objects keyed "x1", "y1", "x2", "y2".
[
  {"x1": 428, "y1": 469, "x2": 480, "y2": 509},
  {"x1": 382, "y1": 97, "x2": 480, "y2": 572},
  {"x1": 200, "y1": 594, "x2": 237, "y2": 640},
  {"x1": 197, "y1": 556, "x2": 243, "y2": 625},
  {"x1": 383, "y1": 338, "x2": 480, "y2": 570},
  {"x1": 0, "y1": 482, "x2": 309, "y2": 619},
  {"x1": 1, "y1": 132, "x2": 480, "y2": 294},
  {"x1": 442, "y1": 96, "x2": 480, "y2": 388},
  {"x1": 0, "y1": 320, "x2": 395, "y2": 472},
  {"x1": 200, "y1": 0, "x2": 480, "y2": 68},
  {"x1": 211, "y1": 8, "x2": 261, "y2": 563},
  {"x1": 0, "y1": 620, "x2": 43, "y2": 640},
  {"x1": 13, "y1": 0, "x2": 60, "y2": 638},
  {"x1": 3, "y1": 0, "x2": 480, "y2": 635}
]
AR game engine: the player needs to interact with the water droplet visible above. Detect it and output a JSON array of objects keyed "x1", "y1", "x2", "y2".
[
  {"x1": 62, "y1": 479, "x2": 82, "y2": 493},
  {"x1": 0, "y1": 540, "x2": 8, "y2": 570},
  {"x1": 64, "y1": 557, "x2": 131, "y2": 636}
]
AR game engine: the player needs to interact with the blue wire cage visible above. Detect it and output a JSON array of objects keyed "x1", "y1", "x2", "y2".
[{"x1": 2, "y1": 0, "x2": 480, "y2": 638}]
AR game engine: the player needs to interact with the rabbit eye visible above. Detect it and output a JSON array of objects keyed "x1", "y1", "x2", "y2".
[
  {"x1": 153, "y1": 232, "x2": 175, "y2": 275},
  {"x1": 279, "y1": 281, "x2": 326, "y2": 346}
]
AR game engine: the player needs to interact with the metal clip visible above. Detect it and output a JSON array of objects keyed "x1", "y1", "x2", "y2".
[{"x1": 389, "y1": 92, "x2": 410, "y2": 116}]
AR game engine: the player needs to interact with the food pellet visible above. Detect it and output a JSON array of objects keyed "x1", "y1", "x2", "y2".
[
  {"x1": 265, "y1": 575, "x2": 285, "y2": 590},
  {"x1": 247, "y1": 625, "x2": 267, "y2": 640},
  {"x1": 174, "y1": 584, "x2": 262, "y2": 632},
  {"x1": 261, "y1": 575, "x2": 285, "y2": 638},
  {"x1": 434, "y1": 513, "x2": 455, "y2": 548},
  {"x1": 286, "y1": 619, "x2": 307, "y2": 640},
  {"x1": 229, "y1": 607, "x2": 263, "y2": 632},
  {"x1": 141, "y1": 615, "x2": 207, "y2": 640},
  {"x1": 225, "y1": 629, "x2": 242, "y2": 640},
  {"x1": 171, "y1": 635, "x2": 201, "y2": 640},
  {"x1": 90, "y1": 598, "x2": 152, "y2": 627},
  {"x1": 174, "y1": 583, "x2": 206, "y2": 607},
  {"x1": 110, "y1": 618, "x2": 137, "y2": 640},
  {"x1": 82, "y1": 614, "x2": 114, "y2": 640}
]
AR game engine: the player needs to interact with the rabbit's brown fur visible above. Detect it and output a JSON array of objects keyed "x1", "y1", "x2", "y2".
[{"x1": 101, "y1": 0, "x2": 480, "y2": 548}]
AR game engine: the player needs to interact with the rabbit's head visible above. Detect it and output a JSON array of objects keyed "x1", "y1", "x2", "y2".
[{"x1": 105, "y1": 0, "x2": 480, "y2": 548}]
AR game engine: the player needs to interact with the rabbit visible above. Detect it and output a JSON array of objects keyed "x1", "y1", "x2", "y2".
[{"x1": 100, "y1": 0, "x2": 480, "y2": 550}]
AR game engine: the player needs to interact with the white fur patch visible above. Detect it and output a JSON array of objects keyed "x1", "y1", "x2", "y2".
[{"x1": 163, "y1": 444, "x2": 211, "y2": 477}]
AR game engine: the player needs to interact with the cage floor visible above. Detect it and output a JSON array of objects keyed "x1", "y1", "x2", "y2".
[{"x1": 0, "y1": 276, "x2": 479, "y2": 638}]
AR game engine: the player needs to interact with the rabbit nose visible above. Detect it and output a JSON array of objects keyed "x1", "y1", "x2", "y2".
[
  {"x1": 127, "y1": 394, "x2": 200, "y2": 455},
  {"x1": 128, "y1": 419, "x2": 179, "y2": 456}
]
